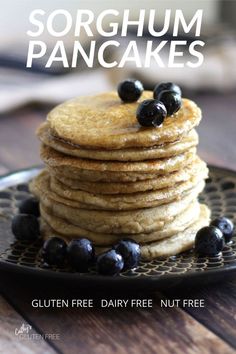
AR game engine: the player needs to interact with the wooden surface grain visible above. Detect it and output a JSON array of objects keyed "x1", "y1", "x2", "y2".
[
  {"x1": 164, "y1": 279, "x2": 236, "y2": 349},
  {"x1": 0, "y1": 92, "x2": 236, "y2": 354},
  {"x1": 0, "y1": 275, "x2": 235, "y2": 354}
]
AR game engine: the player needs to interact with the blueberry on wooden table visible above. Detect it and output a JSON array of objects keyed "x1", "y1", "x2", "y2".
[
  {"x1": 67, "y1": 238, "x2": 95, "y2": 272},
  {"x1": 11, "y1": 214, "x2": 40, "y2": 241},
  {"x1": 97, "y1": 249, "x2": 124, "y2": 276},
  {"x1": 195, "y1": 226, "x2": 224, "y2": 256},
  {"x1": 118, "y1": 79, "x2": 143, "y2": 102}
]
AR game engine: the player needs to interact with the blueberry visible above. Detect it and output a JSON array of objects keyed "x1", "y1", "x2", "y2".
[
  {"x1": 19, "y1": 197, "x2": 40, "y2": 217},
  {"x1": 153, "y1": 82, "x2": 181, "y2": 98},
  {"x1": 136, "y1": 99, "x2": 167, "y2": 127},
  {"x1": 97, "y1": 249, "x2": 124, "y2": 276},
  {"x1": 210, "y1": 217, "x2": 234, "y2": 243},
  {"x1": 42, "y1": 237, "x2": 67, "y2": 266},
  {"x1": 157, "y1": 90, "x2": 182, "y2": 116},
  {"x1": 113, "y1": 239, "x2": 140, "y2": 270},
  {"x1": 195, "y1": 226, "x2": 224, "y2": 256},
  {"x1": 11, "y1": 214, "x2": 40, "y2": 241},
  {"x1": 118, "y1": 79, "x2": 143, "y2": 102},
  {"x1": 67, "y1": 238, "x2": 95, "y2": 272}
]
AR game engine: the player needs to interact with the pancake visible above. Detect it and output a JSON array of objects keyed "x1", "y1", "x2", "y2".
[
  {"x1": 30, "y1": 171, "x2": 94, "y2": 210},
  {"x1": 50, "y1": 158, "x2": 208, "y2": 194},
  {"x1": 38, "y1": 122, "x2": 199, "y2": 161},
  {"x1": 41, "y1": 204, "x2": 210, "y2": 260},
  {"x1": 31, "y1": 171, "x2": 205, "y2": 234},
  {"x1": 47, "y1": 92, "x2": 201, "y2": 149},
  {"x1": 41, "y1": 144, "x2": 196, "y2": 174},
  {"x1": 49, "y1": 171, "x2": 206, "y2": 210},
  {"x1": 39, "y1": 188, "x2": 201, "y2": 234},
  {"x1": 31, "y1": 169, "x2": 205, "y2": 211},
  {"x1": 47, "y1": 164, "x2": 199, "y2": 183},
  {"x1": 141, "y1": 204, "x2": 211, "y2": 260},
  {"x1": 32, "y1": 88, "x2": 208, "y2": 261},
  {"x1": 40, "y1": 202, "x2": 204, "y2": 245}
]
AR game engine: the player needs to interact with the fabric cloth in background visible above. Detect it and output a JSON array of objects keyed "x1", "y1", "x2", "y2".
[{"x1": 0, "y1": 69, "x2": 112, "y2": 113}]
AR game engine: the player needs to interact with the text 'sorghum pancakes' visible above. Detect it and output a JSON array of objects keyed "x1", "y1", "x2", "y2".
[{"x1": 30, "y1": 90, "x2": 209, "y2": 260}]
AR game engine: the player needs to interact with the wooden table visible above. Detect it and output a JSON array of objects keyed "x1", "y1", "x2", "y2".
[{"x1": 0, "y1": 92, "x2": 236, "y2": 354}]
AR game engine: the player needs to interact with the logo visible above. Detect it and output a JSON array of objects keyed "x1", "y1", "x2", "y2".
[
  {"x1": 15, "y1": 323, "x2": 32, "y2": 336},
  {"x1": 15, "y1": 322, "x2": 60, "y2": 341}
]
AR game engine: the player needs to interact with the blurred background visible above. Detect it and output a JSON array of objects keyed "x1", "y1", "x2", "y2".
[{"x1": 0, "y1": 0, "x2": 235, "y2": 173}]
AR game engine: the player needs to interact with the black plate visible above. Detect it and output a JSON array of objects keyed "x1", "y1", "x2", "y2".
[{"x1": 0, "y1": 165, "x2": 236, "y2": 290}]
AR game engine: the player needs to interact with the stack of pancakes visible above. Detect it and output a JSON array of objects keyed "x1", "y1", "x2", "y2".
[{"x1": 30, "y1": 91, "x2": 210, "y2": 260}]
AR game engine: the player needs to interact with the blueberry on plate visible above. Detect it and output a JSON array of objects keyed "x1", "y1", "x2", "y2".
[
  {"x1": 67, "y1": 238, "x2": 95, "y2": 272},
  {"x1": 153, "y1": 82, "x2": 182, "y2": 98},
  {"x1": 11, "y1": 214, "x2": 40, "y2": 241},
  {"x1": 157, "y1": 90, "x2": 182, "y2": 116},
  {"x1": 118, "y1": 79, "x2": 143, "y2": 103},
  {"x1": 195, "y1": 226, "x2": 224, "y2": 256},
  {"x1": 19, "y1": 197, "x2": 40, "y2": 217},
  {"x1": 113, "y1": 239, "x2": 140, "y2": 270},
  {"x1": 42, "y1": 237, "x2": 67, "y2": 266},
  {"x1": 136, "y1": 99, "x2": 167, "y2": 127},
  {"x1": 210, "y1": 217, "x2": 234, "y2": 243},
  {"x1": 97, "y1": 249, "x2": 124, "y2": 276}
]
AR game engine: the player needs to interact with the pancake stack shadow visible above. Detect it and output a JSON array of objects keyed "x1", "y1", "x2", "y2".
[{"x1": 30, "y1": 92, "x2": 210, "y2": 260}]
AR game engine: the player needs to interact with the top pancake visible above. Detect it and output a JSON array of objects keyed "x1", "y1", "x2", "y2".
[{"x1": 47, "y1": 91, "x2": 201, "y2": 150}]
